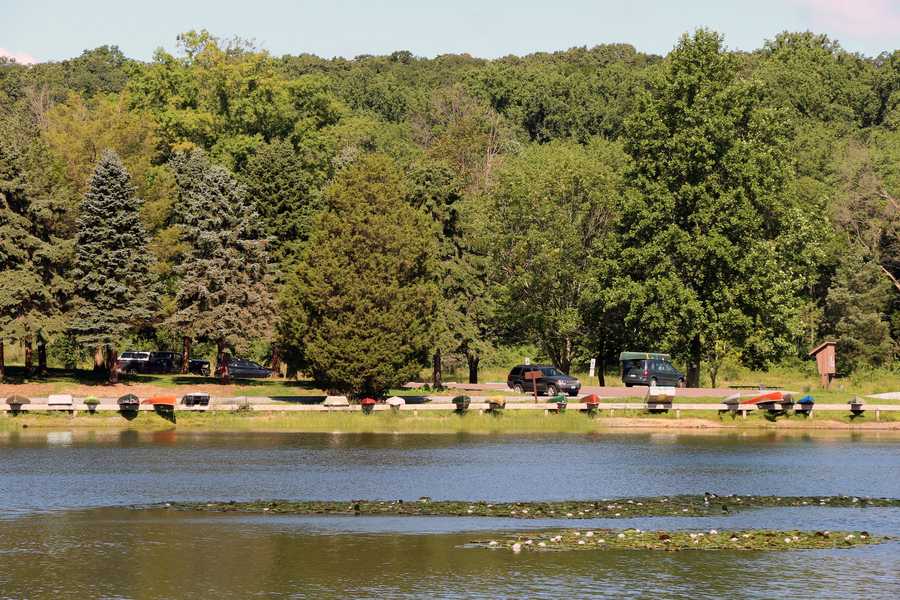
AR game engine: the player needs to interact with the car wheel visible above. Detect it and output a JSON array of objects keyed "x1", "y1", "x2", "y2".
[
  {"x1": 201, "y1": 367, "x2": 210, "y2": 377},
  {"x1": 568, "y1": 391, "x2": 578, "y2": 397},
  {"x1": 546, "y1": 384, "x2": 559, "y2": 397},
  {"x1": 649, "y1": 377, "x2": 658, "y2": 386},
  {"x1": 624, "y1": 382, "x2": 632, "y2": 388},
  {"x1": 677, "y1": 378, "x2": 686, "y2": 388},
  {"x1": 513, "y1": 384, "x2": 523, "y2": 394}
]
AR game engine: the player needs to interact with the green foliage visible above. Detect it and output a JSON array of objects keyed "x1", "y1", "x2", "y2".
[
  {"x1": 758, "y1": 32, "x2": 880, "y2": 127},
  {"x1": 826, "y1": 251, "x2": 895, "y2": 371},
  {"x1": 484, "y1": 138, "x2": 626, "y2": 372},
  {"x1": 240, "y1": 139, "x2": 328, "y2": 269},
  {"x1": 0, "y1": 106, "x2": 72, "y2": 350},
  {"x1": 620, "y1": 30, "x2": 808, "y2": 382},
  {"x1": 279, "y1": 155, "x2": 438, "y2": 396},
  {"x1": 167, "y1": 149, "x2": 275, "y2": 353},
  {"x1": 69, "y1": 150, "x2": 158, "y2": 347},
  {"x1": 1, "y1": 28, "x2": 898, "y2": 380}
]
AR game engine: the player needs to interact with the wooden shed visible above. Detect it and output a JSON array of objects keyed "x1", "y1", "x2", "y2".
[{"x1": 808, "y1": 341, "x2": 836, "y2": 389}]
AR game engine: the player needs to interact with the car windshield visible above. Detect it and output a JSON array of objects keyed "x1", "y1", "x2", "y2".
[{"x1": 541, "y1": 367, "x2": 563, "y2": 377}]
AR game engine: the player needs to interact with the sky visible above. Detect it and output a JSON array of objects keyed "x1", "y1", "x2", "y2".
[{"x1": 1, "y1": 0, "x2": 899, "y2": 64}]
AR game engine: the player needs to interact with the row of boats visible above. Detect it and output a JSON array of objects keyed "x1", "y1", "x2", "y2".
[{"x1": 3, "y1": 393, "x2": 209, "y2": 410}]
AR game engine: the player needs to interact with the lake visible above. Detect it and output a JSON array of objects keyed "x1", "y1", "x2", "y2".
[{"x1": 1, "y1": 430, "x2": 899, "y2": 598}]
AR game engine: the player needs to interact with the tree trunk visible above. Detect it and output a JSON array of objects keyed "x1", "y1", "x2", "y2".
[
  {"x1": 432, "y1": 349, "x2": 442, "y2": 389},
  {"x1": 93, "y1": 345, "x2": 105, "y2": 374},
  {"x1": 0, "y1": 341, "x2": 5, "y2": 380},
  {"x1": 467, "y1": 353, "x2": 479, "y2": 384},
  {"x1": 687, "y1": 334, "x2": 701, "y2": 388},
  {"x1": 37, "y1": 341, "x2": 47, "y2": 376},
  {"x1": 710, "y1": 366, "x2": 718, "y2": 389},
  {"x1": 597, "y1": 338, "x2": 606, "y2": 387},
  {"x1": 270, "y1": 344, "x2": 282, "y2": 376},
  {"x1": 24, "y1": 339, "x2": 33, "y2": 375},
  {"x1": 106, "y1": 346, "x2": 119, "y2": 384},
  {"x1": 216, "y1": 339, "x2": 229, "y2": 383},
  {"x1": 559, "y1": 337, "x2": 572, "y2": 374},
  {"x1": 180, "y1": 336, "x2": 191, "y2": 374}
]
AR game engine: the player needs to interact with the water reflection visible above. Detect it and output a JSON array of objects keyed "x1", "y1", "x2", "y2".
[
  {"x1": 0, "y1": 508, "x2": 897, "y2": 599},
  {"x1": 2, "y1": 431, "x2": 900, "y2": 516},
  {"x1": 1, "y1": 431, "x2": 899, "y2": 598}
]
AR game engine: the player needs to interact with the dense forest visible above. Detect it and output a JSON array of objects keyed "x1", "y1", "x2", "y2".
[{"x1": 0, "y1": 29, "x2": 897, "y2": 392}]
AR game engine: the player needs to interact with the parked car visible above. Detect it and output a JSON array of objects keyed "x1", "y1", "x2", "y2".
[
  {"x1": 619, "y1": 352, "x2": 685, "y2": 387},
  {"x1": 217, "y1": 356, "x2": 272, "y2": 379},
  {"x1": 118, "y1": 350, "x2": 208, "y2": 376},
  {"x1": 149, "y1": 351, "x2": 177, "y2": 373},
  {"x1": 116, "y1": 351, "x2": 151, "y2": 374},
  {"x1": 189, "y1": 359, "x2": 211, "y2": 377},
  {"x1": 507, "y1": 365, "x2": 582, "y2": 397}
]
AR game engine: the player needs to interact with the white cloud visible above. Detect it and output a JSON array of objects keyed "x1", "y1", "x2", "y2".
[{"x1": 0, "y1": 48, "x2": 38, "y2": 64}]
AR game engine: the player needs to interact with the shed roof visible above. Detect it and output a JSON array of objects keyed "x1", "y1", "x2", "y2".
[{"x1": 808, "y1": 341, "x2": 836, "y2": 357}]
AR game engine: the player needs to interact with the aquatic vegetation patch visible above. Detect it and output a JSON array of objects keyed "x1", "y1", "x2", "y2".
[
  {"x1": 469, "y1": 528, "x2": 887, "y2": 552},
  {"x1": 156, "y1": 494, "x2": 900, "y2": 518}
]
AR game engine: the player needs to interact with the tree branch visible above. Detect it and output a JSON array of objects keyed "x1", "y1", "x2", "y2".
[{"x1": 881, "y1": 265, "x2": 900, "y2": 292}]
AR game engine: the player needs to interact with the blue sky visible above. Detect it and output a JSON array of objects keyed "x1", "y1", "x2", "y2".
[{"x1": 2, "y1": 0, "x2": 898, "y2": 64}]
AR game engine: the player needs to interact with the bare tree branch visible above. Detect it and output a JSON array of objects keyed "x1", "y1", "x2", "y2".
[{"x1": 881, "y1": 265, "x2": 900, "y2": 292}]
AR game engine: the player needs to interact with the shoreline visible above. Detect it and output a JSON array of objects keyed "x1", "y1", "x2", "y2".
[{"x1": 3, "y1": 410, "x2": 900, "y2": 434}]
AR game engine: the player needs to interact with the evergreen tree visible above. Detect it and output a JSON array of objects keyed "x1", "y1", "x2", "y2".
[
  {"x1": 825, "y1": 252, "x2": 895, "y2": 372},
  {"x1": 279, "y1": 154, "x2": 437, "y2": 396},
  {"x1": 0, "y1": 107, "x2": 71, "y2": 379},
  {"x1": 168, "y1": 150, "x2": 275, "y2": 375},
  {"x1": 69, "y1": 150, "x2": 157, "y2": 382},
  {"x1": 241, "y1": 139, "x2": 329, "y2": 270}
]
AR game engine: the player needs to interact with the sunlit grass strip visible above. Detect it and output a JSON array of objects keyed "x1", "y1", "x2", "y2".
[
  {"x1": 3, "y1": 408, "x2": 899, "y2": 432},
  {"x1": 469, "y1": 528, "x2": 886, "y2": 552},
  {"x1": 158, "y1": 494, "x2": 900, "y2": 518}
]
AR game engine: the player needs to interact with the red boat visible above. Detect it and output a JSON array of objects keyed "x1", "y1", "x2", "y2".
[
  {"x1": 142, "y1": 395, "x2": 177, "y2": 407},
  {"x1": 741, "y1": 391, "x2": 783, "y2": 406}
]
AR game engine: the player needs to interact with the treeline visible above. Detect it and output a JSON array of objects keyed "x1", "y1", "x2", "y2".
[{"x1": 0, "y1": 29, "x2": 897, "y2": 393}]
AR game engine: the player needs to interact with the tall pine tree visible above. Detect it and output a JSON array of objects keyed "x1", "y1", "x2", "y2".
[
  {"x1": 70, "y1": 150, "x2": 157, "y2": 382},
  {"x1": 168, "y1": 149, "x2": 274, "y2": 375}
]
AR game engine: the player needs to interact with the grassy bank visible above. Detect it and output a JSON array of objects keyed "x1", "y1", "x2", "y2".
[
  {"x1": 470, "y1": 529, "x2": 886, "y2": 552},
  {"x1": 162, "y1": 495, "x2": 900, "y2": 519},
  {"x1": 3, "y1": 408, "x2": 900, "y2": 434}
]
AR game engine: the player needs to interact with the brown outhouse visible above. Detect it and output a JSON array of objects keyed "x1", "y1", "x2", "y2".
[{"x1": 808, "y1": 341, "x2": 837, "y2": 389}]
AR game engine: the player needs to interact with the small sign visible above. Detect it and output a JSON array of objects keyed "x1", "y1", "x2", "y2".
[
  {"x1": 524, "y1": 370, "x2": 541, "y2": 380},
  {"x1": 524, "y1": 357, "x2": 530, "y2": 365},
  {"x1": 589, "y1": 358, "x2": 596, "y2": 378}
]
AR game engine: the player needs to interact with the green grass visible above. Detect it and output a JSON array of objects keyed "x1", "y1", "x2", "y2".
[{"x1": 3, "y1": 407, "x2": 899, "y2": 434}]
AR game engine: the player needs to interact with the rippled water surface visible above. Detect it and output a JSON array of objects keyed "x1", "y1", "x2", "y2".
[{"x1": 1, "y1": 430, "x2": 898, "y2": 598}]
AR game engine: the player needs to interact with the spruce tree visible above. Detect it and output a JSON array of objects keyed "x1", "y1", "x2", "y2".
[
  {"x1": 279, "y1": 154, "x2": 438, "y2": 397},
  {"x1": 241, "y1": 139, "x2": 328, "y2": 270},
  {"x1": 69, "y1": 150, "x2": 157, "y2": 382},
  {"x1": 0, "y1": 107, "x2": 71, "y2": 379},
  {"x1": 168, "y1": 150, "x2": 274, "y2": 375}
]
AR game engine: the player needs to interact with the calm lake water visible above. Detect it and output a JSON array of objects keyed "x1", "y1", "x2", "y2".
[{"x1": 1, "y1": 430, "x2": 899, "y2": 598}]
